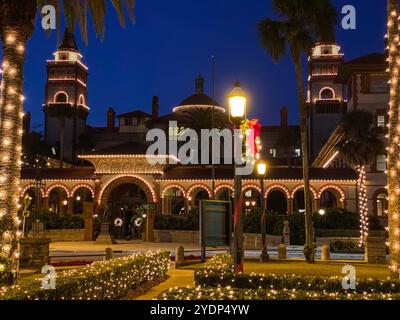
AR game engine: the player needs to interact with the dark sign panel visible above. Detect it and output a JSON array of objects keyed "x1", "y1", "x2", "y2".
[{"x1": 200, "y1": 200, "x2": 232, "y2": 249}]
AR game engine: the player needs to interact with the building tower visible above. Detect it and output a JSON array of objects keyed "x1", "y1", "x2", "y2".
[
  {"x1": 308, "y1": 43, "x2": 346, "y2": 160},
  {"x1": 43, "y1": 29, "x2": 89, "y2": 163}
]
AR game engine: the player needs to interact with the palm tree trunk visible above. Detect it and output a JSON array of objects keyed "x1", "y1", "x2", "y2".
[
  {"x1": 387, "y1": 0, "x2": 400, "y2": 279},
  {"x1": 293, "y1": 52, "x2": 315, "y2": 263},
  {"x1": 357, "y1": 165, "x2": 369, "y2": 244},
  {"x1": 0, "y1": 1, "x2": 35, "y2": 259},
  {"x1": 59, "y1": 121, "x2": 65, "y2": 169}
]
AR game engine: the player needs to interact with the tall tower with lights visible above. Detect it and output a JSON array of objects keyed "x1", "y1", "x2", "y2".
[
  {"x1": 308, "y1": 43, "x2": 346, "y2": 160},
  {"x1": 43, "y1": 29, "x2": 89, "y2": 163}
]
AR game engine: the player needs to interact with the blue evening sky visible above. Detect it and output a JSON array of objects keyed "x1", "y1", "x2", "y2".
[{"x1": 1, "y1": 0, "x2": 386, "y2": 131}]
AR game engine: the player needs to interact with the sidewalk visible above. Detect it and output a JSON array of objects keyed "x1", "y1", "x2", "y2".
[{"x1": 135, "y1": 268, "x2": 195, "y2": 300}]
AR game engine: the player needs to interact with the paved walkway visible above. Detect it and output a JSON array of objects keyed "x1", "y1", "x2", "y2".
[{"x1": 135, "y1": 268, "x2": 195, "y2": 300}]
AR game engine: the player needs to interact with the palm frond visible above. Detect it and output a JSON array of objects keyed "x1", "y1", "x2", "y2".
[{"x1": 257, "y1": 19, "x2": 286, "y2": 62}]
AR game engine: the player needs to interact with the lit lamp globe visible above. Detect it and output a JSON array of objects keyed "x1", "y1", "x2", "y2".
[
  {"x1": 256, "y1": 161, "x2": 267, "y2": 178},
  {"x1": 228, "y1": 81, "x2": 247, "y2": 124}
]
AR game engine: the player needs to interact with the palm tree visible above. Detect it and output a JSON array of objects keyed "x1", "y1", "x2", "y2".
[
  {"x1": 257, "y1": 0, "x2": 337, "y2": 262},
  {"x1": 0, "y1": 0, "x2": 135, "y2": 259},
  {"x1": 387, "y1": 0, "x2": 400, "y2": 279},
  {"x1": 47, "y1": 104, "x2": 73, "y2": 168},
  {"x1": 335, "y1": 110, "x2": 385, "y2": 245}
]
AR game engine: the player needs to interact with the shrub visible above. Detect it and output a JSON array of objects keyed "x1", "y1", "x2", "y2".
[
  {"x1": 0, "y1": 251, "x2": 169, "y2": 300},
  {"x1": 25, "y1": 210, "x2": 84, "y2": 230},
  {"x1": 0, "y1": 255, "x2": 13, "y2": 286},
  {"x1": 158, "y1": 287, "x2": 400, "y2": 300},
  {"x1": 195, "y1": 254, "x2": 400, "y2": 294},
  {"x1": 330, "y1": 240, "x2": 364, "y2": 254},
  {"x1": 154, "y1": 208, "x2": 199, "y2": 231}
]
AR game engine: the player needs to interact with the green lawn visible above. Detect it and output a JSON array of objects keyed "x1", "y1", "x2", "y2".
[{"x1": 182, "y1": 259, "x2": 390, "y2": 279}]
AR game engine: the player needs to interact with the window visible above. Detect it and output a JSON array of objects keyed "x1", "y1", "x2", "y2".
[
  {"x1": 370, "y1": 75, "x2": 389, "y2": 93},
  {"x1": 294, "y1": 148, "x2": 301, "y2": 157},
  {"x1": 376, "y1": 193, "x2": 388, "y2": 217},
  {"x1": 124, "y1": 118, "x2": 132, "y2": 126},
  {"x1": 377, "y1": 115, "x2": 385, "y2": 128},
  {"x1": 319, "y1": 87, "x2": 335, "y2": 100},
  {"x1": 168, "y1": 126, "x2": 185, "y2": 140},
  {"x1": 376, "y1": 155, "x2": 387, "y2": 172},
  {"x1": 269, "y1": 148, "x2": 277, "y2": 158},
  {"x1": 54, "y1": 92, "x2": 68, "y2": 103}
]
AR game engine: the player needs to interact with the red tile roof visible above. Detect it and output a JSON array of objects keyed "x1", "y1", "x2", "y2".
[{"x1": 21, "y1": 168, "x2": 96, "y2": 180}]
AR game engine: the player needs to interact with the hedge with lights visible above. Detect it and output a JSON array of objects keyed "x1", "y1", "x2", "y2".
[
  {"x1": 0, "y1": 254, "x2": 13, "y2": 286},
  {"x1": 0, "y1": 251, "x2": 169, "y2": 300},
  {"x1": 158, "y1": 287, "x2": 400, "y2": 300},
  {"x1": 195, "y1": 255, "x2": 400, "y2": 294}
]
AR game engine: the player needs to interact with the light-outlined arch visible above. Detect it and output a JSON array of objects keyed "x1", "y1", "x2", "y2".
[
  {"x1": 20, "y1": 185, "x2": 45, "y2": 198},
  {"x1": 290, "y1": 184, "x2": 317, "y2": 199},
  {"x1": 161, "y1": 184, "x2": 186, "y2": 199},
  {"x1": 241, "y1": 183, "x2": 261, "y2": 194},
  {"x1": 187, "y1": 184, "x2": 212, "y2": 199},
  {"x1": 78, "y1": 94, "x2": 86, "y2": 105},
  {"x1": 317, "y1": 184, "x2": 345, "y2": 202},
  {"x1": 45, "y1": 183, "x2": 70, "y2": 198},
  {"x1": 98, "y1": 174, "x2": 157, "y2": 204},
  {"x1": 265, "y1": 184, "x2": 290, "y2": 199},
  {"x1": 54, "y1": 91, "x2": 69, "y2": 103},
  {"x1": 71, "y1": 184, "x2": 95, "y2": 198},
  {"x1": 319, "y1": 87, "x2": 336, "y2": 100}
]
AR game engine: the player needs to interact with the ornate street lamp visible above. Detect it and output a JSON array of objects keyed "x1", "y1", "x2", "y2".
[
  {"x1": 256, "y1": 160, "x2": 269, "y2": 262},
  {"x1": 228, "y1": 81, "x2": 247, "y2": 274}
]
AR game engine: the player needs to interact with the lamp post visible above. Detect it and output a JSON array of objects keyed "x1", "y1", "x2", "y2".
[
  {"x1": 256, "y1": 160, "x2": 269, "y2": 262},
  {"x1": 228, "y1": 81, "x2": 247, "y2": 274}
]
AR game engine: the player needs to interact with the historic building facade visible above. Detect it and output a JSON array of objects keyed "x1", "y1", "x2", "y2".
[{"x1": 18, "y1": 31, "x2": 388, "y2": 240}]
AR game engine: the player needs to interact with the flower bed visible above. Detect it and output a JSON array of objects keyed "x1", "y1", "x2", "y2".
[
  {"x1": 194, "y1": 254, "x2": 400, "y2": 294},
  {"x1": 158, "y1": 287, "x2": 400, "y2": 300},
  {"x1": 0, "y1": 251, "x2": 169, "y2": 300}
]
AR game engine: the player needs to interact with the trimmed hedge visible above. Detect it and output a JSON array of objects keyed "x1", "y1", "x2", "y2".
[
  {"x1": 159, "y1": 287, "x2": 400, "y2": 300},
  {"x1": 25, "y1": 210, "x2": 84, "y2": 230},
  {"x1": 154, "y1": 208, "x2": 199, "y2": 231},
  {"x1": 195, "y1": 255, "x2": 400, "y2": 294},
  {"x1": 0, "y1": 255, "x2": 13, "y2": 286},
  {"x1": 0, "y1": 251, "x2": 169, "y2": 300}
]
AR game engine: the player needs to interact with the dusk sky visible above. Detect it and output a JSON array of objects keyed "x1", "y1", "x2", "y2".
[{"x1": 2, "y1": 0, "x2": 387, "y2": 131}]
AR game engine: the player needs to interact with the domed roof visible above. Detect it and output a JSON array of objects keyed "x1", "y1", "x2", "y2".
[
  {"x1": 175, "y1": 75, "x2": 223, "y2": 113},
  {"x1": 179, "y1": 93, "x2": 220, "y2": 107}
]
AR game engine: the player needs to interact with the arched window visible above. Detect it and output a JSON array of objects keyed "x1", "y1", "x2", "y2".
[
  {"x1": 54, "y1": 91, "x2": 68, "y2": 103},
  {"x1": 375, "y1": 193, "x2": 388, "y2": 217},
  {"x1": 319, "y1": 87, "x2": 335, "y2": 100},
  {"x1": 78, "y1": 95, "x2": 85, "y2": 106},
  {"x1": 320, "y1": 190, "x2": 338, "y2": 209}
]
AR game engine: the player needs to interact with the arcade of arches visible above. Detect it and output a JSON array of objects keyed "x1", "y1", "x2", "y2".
[{"x1": 18, "y1": 156, "x2": 385, "y2": 242}]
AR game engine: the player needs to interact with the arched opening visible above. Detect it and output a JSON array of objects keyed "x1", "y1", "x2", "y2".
[
  {"x1": 319, "y1": 87, "x2": 335, "y2": 100},
  {"x1": 48, "y1": 187, "x2": 69, "y2": 214},
  {"x1": 267, "y1": 190, "x2": 288, "y2": 215},
  {"x1": 374, "y1": 191, "x2": 388, "y2": 217},
  {"x1": 78, "y1": 95, "x2": 85, "y2": 106},
  {"x1": 242, "y1": 188, "x2": 261, "y2": 214},
  {"x1": 54, "y1": 91, "x2": 68, "y2": 103},
  {"x1": 21, "y1": 187, "x2": 43, "y2": 211},
  {"x1": 72, "y1": 187, "x2": 94, "y2": 215},
  {"x1": 191, "y1": 188, "x2": 210, "y2": 207},
  {"x1": 163, "y1": 187, "x2": 185, "y2": 215},
  {"x1": 109, "y1": 183, "x2": 148, "y2": 239},
  {"x1": 320, "y1": 190, "x2": 338, "y2": 209}
]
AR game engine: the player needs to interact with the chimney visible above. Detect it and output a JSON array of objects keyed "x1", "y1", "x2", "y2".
[
  {"x1": 23, "y1": 112, "x2": 31, "y2": 136},
  {"x1": 152, "y1": 96, "x2": 159, "y2": 120},
  {"x1": 280, "y1": 106, "x2": 288, "y2": 128},
  {"x1": 107, "y1": 107, "x2": 115, "y2": 131},
  {"x1": 195, "y1": 74, "x2": 204, "y2": 93}
]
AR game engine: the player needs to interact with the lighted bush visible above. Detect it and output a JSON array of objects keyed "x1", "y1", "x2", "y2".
[
  {"x1": 195, "y1": 254, "x2": 400, "y2": 294},
  {"x1": 0, "y1": 255, "x2": 13, "y2": 286},
  {"x1": 0, "y1": 251, "x2": 169, "y2": 300},
  {"x1": 159, "y1": 287, "x2": 400, "y2": 300}
]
